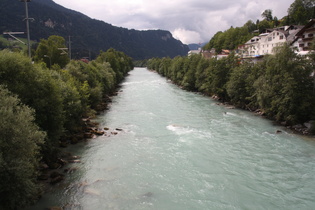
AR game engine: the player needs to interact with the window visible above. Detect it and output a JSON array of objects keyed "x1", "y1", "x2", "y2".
[
  {"x1": 268, "y1": 37, "x2": 272, "y2": 41},
  {"x1": 279, "y1": 35, "x2": 284, "y2": 40},
  {"x1": 308, "y1": 33, "x2": 314, "y2": 38},
  {"x1": 299, "y1": 43, "x2": 304, "y2": 47}
]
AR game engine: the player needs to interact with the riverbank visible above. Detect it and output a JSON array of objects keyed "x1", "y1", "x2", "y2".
[
  {"x1": 147, "y1": 50, "x2": 315, "y2": 134},
  {"x1": 29, "y1": 68, "x2": 315, "y2": 210},
  {"x1": 162, "y1": 70, "x2": 314, "y2": 137},
  {"x1": 210, "y1": 95, "x2": 315, "y2": 138},
  {"x1": 36, "y1": 84, "x2": 126, "y2": 192}
]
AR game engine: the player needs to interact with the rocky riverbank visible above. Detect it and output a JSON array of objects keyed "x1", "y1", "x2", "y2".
[
  {"x1": 211, "y1": 95, "x2": 315, "y2": 137},
  {"x1": 35, "y1": 90, "x2": 126, "y2": 199}
]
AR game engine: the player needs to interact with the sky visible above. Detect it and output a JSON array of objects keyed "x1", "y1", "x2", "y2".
[{"x1": 53, "y1": 0, "x2": 295, "y2": 44}]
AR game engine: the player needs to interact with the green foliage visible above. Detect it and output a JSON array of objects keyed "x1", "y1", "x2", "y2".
[
  {"x1": 0, "y1": 48, "x2": 133, "y2": 208},
  {"x1": 62, "y1": 48, "x2": 133, "y2": 112},
  {"x1": 0, "y1": 50, "x2": 64, "y2": 163},
  {"x1": 49, "y1": 70, "x2": 84, "y2": 133},
  {"x1": 96, "y1": 48, "x2": 134, "y2": 83},
  {"x1": 286, "y1": 0, "x2": 315, "y2": 25},
  {"x1": 254, "y1": 44, "x2": 314, "y2": 124},
  {"x1": 195, "y1": 57, "x2": 211, "y2": 91},
  {"x1": 0, "y1": 86, "x2": 45, "y2": 209},
  {"x1": 202, "y1": 54, "x2": 236, "y2": 100},
  {"x1": 203, "y1": 26, "x2": 254, "y2": 52},
  {"x1": 227, "y1": 62, "x2": 255, "y2": 108},
  {"x1": 257, "y1": 20, "x2": 273, "y2": 33},
  {"x1": 261, "y1": 9, "x2": 273, "y2": 21},
  {"x1": 34, "y1": 35, "x2": 70, "y2": 68}
]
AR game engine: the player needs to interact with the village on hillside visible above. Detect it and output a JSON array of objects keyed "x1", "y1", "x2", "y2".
[{"x1": 189, "y1": 19, "x2": 315, "y2": 62}]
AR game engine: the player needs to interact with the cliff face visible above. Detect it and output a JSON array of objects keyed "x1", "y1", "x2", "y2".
[{"x1": 0, "y1": 0, "x2": 189, "y2": 60}]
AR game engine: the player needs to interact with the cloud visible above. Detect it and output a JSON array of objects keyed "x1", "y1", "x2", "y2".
[
  {"x1": 172, "y1": 28, "x2": 202, "y2": 44},
  {"x1": 54, "y1": 0, "x2": 295, "y2": 44}
]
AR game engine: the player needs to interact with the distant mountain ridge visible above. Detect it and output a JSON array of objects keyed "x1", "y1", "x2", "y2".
[
  {"x1": 188, "y1": 43, "x2": 207, "y2": 50},
  {"x1": 0, "y1": 0, "x2": 189, "y2": 60}
]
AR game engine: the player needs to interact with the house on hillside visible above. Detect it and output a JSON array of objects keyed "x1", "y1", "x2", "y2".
[
  {"x1": 201, "y1": 48, "x2": 215, "y2": 59},
  {"x1": 240, "y1": 34, "x2": 266, "y2": 58},
  {"x1": 188, "y1": 48, "x2": 201, "y2": 56},
  {"x1": 239, "y1": 25, "x2": 302, "y2": 60},
  {"x1": 291, "y1": 19, "x2": 315, "y2": 55},
  {"x1": 201, "y1": 48, "x2": 230, "y2": 60}
]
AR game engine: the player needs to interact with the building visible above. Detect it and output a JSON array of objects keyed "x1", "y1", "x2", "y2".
[
  {"x1": 201, "y1": 48, "x2": 229, "y2": 60},
  {"x1": 291, "y1": 19, "x2": 315, "y2": 55},
  {"x1": 188, "y1": 48, "x2": 201, "y2": 56},
  {"x1": 239, "y1": 25, "x2": 302, "y2": 59}
]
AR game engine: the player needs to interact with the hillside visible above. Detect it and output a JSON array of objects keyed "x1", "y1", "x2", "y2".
[{"x1": 0, "y1": 0, "x2": 189, "y2": 60}]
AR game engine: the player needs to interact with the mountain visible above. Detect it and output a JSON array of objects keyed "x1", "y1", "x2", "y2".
[
  {"x1": 0, "y1": 0, "x2": 189, "y2": 60},
  {"x1": 188, "y1": 43, "x2": 207, "y2": 50}
]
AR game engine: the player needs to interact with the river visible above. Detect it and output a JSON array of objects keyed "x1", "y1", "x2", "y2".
[{"x1": 31, "y1": 68, "x2": 315, "y2": 210}]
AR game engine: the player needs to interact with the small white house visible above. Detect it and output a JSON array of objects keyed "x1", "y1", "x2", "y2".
[{"x1": 188, "y1": 48, "x2": 201, "y2": 56}]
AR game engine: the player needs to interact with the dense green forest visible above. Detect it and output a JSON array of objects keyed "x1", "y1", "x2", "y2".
[
  {"x1": 204, "y1": 0, "x2": 315, "y2": 52},
  {"x1": 147, "y1": 44, "x2": 315, "y2": 131},
  {"x1": 0, "y1": 35, "x2": 133, "y2": 209}
]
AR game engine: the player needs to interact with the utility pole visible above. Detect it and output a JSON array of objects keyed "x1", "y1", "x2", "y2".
[
  {"x1": 3, "y1": 32, "x2": 26, "y2": 45},
  {"x1": 68, "y1": 36, "x2": 72, "y2": 60},
  {"x1": 20, "y1": 0, "x2": 32, "y2": 58}
]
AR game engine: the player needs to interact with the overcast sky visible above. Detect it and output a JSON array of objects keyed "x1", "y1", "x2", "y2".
[{"x1": 53, "y1": 0, "x2": 295, "y2": 44}]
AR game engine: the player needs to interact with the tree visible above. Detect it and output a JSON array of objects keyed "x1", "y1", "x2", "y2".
[
  {"x1": 227, "y1": 62, "x2": 253, "y2": 108},
  {"x1": 287, "y1": 0, "x2": 315, "y2": 25},
  {"x1": 195, "y1": 57, "x2": 211, "y2": 91},
  {"x1": 273, "y1": 16, "x2": 280, "y2": 27},
  {"x1": 0, "y1": 86, "x2": 45, "y2": 209},
  {"x1": 0, "y1": 50, "x2": 64, "y2": 163},
  {"x1": 261, "y1": 9, "x2": 273, "y2": 21},
  {"x1": 243, "y1": 20, "x2": 257, "y2": 33},
  {"x1": 96, "y1": 48, "x2": 133, "y2": 83},
  {"x1": 181, "y1": 54, "x2": 202, "y2": 90},
  {"x1": 257, "y1": 19, "x2": 273, "y2": 33},
  {"x1": 35, "y1": 35, "x2": 70, "y2": 68},
  {"x1": 254, "y1": 44, "x2": 314, "y2": 124}
]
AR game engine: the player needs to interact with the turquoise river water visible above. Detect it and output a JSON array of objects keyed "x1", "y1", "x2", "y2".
[{"x1": 31, "y1": 68, "x2": 315, "y2": 210}]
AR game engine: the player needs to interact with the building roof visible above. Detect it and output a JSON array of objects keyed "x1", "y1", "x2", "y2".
[
  {"x1": 291, "y1": 19, "x2": 315, "y2": 45},
  {"x1": 295, "y1": 19, "x2": 315, "y2": 37}
]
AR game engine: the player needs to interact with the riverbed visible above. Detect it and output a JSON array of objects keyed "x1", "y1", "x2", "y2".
[{"x1": 31, "y1": 68, "x2": 315, "y2": 210}]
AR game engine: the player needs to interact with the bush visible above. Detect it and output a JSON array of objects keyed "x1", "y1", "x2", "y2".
[
  {"x1": 0, "y1": 50, "x2": 64, "y2": 161},
  {"x1": 0, "y1": 86, "x2": 45, "y2": 209}
]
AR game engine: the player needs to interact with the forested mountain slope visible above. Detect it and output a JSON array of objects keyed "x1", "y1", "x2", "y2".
[{"x1": 0, "y1": 0, "x2": 189, "y2": 59}]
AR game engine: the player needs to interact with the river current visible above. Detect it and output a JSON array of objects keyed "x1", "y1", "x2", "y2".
[{"x1": 32, "y1": 68, "x2": 315, "y2": 210}]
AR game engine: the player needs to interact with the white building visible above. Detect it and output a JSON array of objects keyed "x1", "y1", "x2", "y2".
[
  {"x1": 291, "y1": 19, "x2": 315, "y2": 55},
  {"x1": 188, "y1": 48, "x2": 201, "y2": 56},
  {"x1": 240, "y1": 25, "x2": 302, "y2": 58}
]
